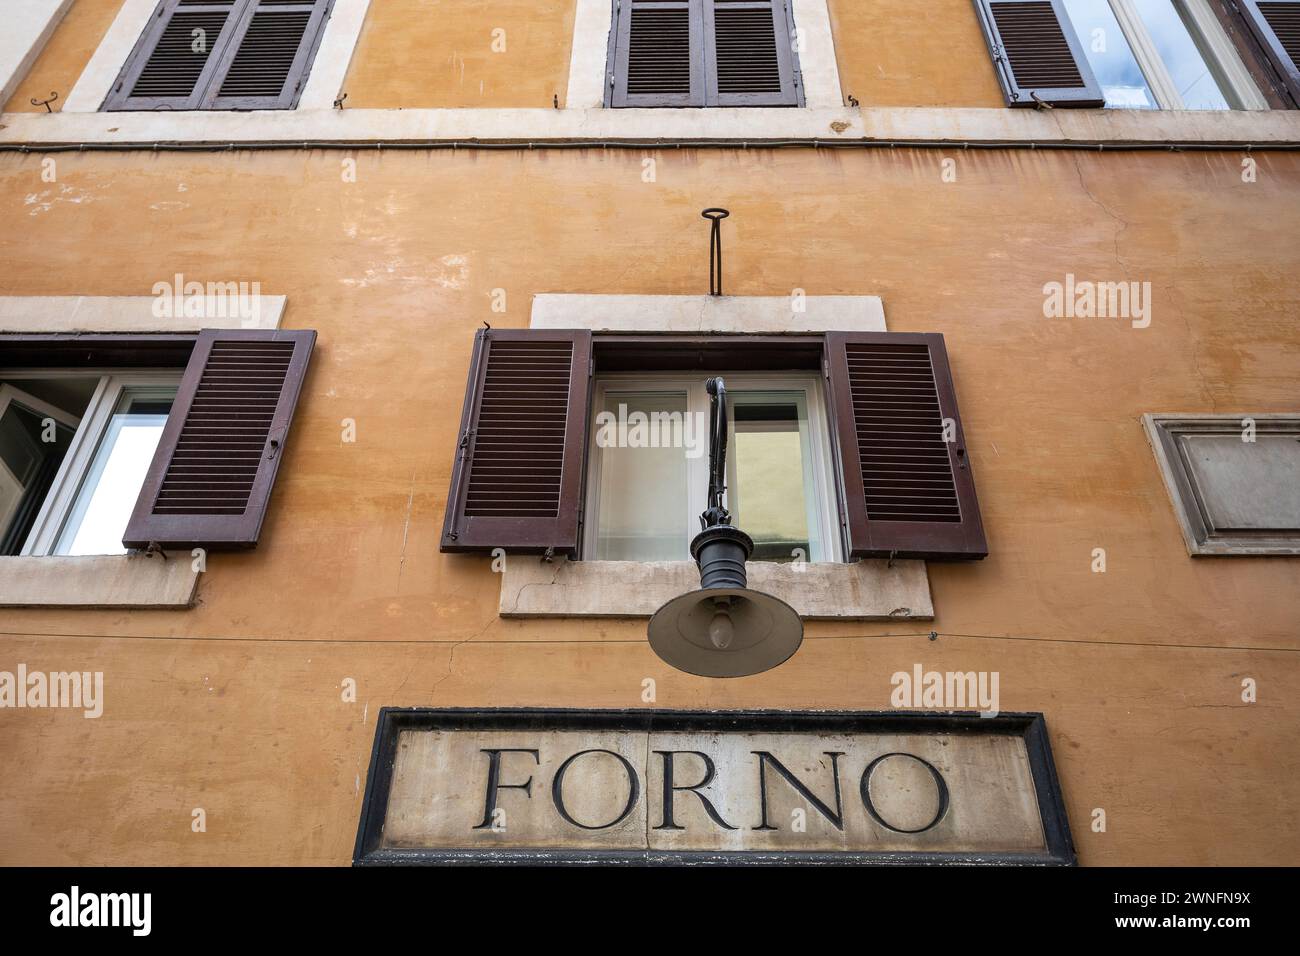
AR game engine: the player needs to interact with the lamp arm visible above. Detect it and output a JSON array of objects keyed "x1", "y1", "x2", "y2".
[{"x1": 701, "y1": 376, "x2": 730, "y2": 529}]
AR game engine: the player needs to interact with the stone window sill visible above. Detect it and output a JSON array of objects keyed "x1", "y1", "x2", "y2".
[
  {"x1": 498, "y1": 558, "x2": 932, "y2": 621},
  {"x1": 0, "y1": 554, "x2": 198, "y2": 608}
]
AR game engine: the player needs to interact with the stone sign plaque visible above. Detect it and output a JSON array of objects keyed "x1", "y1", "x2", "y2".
[{"x1": 354, "y1": 709, "x2": 1074, "y2": 865}]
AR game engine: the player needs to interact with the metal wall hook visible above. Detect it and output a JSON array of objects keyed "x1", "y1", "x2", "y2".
[
  {"x1": 701, "y1": 208, "x2": 729, "y2": 297},
  {"x1": 30, "y1": 92, "x2": 58, "y2": 112}
]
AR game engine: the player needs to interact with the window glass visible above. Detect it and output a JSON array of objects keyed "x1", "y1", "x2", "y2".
[
  {"x1": 727, "y1": 391, "x2": 822, "y2": 562},
  {"x1": 1133, "y1": 0, "x2": 1231, "y2": 108},
  {"x1": 1063, "y1": 0, "x2": 1156, "y2": 108},
  {"x1": 56, "y1": 389, "x2": 176, "y2": 556},
  {"x1": 0, "y1": 393, "x2": 77, "y2": 555},
  {"x1": 593, "y1": 390, "x2": 691, "y2": 561}
]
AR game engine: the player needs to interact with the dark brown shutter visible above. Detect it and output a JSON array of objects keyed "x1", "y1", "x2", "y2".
[
  {"x1": 123, "y1": 328, "x2": 315, "y2": 550},
  {"x1": 441, "y1": 329, "x2": 592, "y2": 554},
  {"x1": 105, "y1": 0, "x2": 244, "y2": 111},
  {"x1": 705, "y1": 0, "x2": 801, "y2": 106},
  {"x1": 972, "y1": 0, "x2": 1105, "y2": 107},
  {"x1": 825, "y1": 332, "x2": 987, "y2": 560},
  {"x1": 206, "y1": 0, "x2": 334, "y2": 109},
  {"x1": 1238, "y1": 0, "x2": 1300, "y2": 102}
]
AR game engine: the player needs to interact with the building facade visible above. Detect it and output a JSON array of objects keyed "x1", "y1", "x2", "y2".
[{"x1": 1, "y1": 0, "x2": 1298, "y2": 865}]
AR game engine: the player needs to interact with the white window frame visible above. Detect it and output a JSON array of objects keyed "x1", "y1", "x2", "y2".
[
  {"x1": 62, "y1": 0, "x2": 372, "y2": 113},
  {"x1": 1097, "y1": 0, "x2": 1267, "y2": 109},
  {"x1": 2, "y1": 369, "x2": 182, "y2": 555},
  {"x1": 582, "y1": 371, "x2": 843, "y2": 563}
]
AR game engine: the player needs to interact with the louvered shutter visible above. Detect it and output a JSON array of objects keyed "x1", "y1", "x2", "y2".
[
  {"x1": 441, "y1": 329, "x2": 593, "y2": 554},
  {"x1": 205, "y1": 0, "x2": 334, "y2": 109},
  {"x1": 705, "y1": 0, "x2": 800, "y2": 106},
  {"x1": 1238, "y1": 0, "x2": 1300, "y2": 102},
  {"x1": 611, "y1": 0, "x2": 706, "y2": 106},
  {"x1": 609, "y1": 0, "x2": 799, "y2": 106},
  {"x1": 105, "y1": 0, "x2": 244, "y2": 110},
  {"x1": 123, "y1": 329, "x2": 315, "y2": 550},
  {"x1": 105, "y1": 0, "x2": 331, "y2": 111},
  {"x1": 972, "y1": 0, "x2": 1104, "y2": 107},
  {"x1": 825, "y1": 332, "x2": 987, "y2": 560}
]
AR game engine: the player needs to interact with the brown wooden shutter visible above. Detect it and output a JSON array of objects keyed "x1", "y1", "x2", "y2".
[
  {"x1": 441, "y1": 329, "x2": 592, "y2": 554},
  {"x1": 825, "y1": 332, "x2": 987, "y2": 560},
  {"x1": 105, "y1": 0, "x2": 244, "y2": 111},
  {"x1": 123, "y1": 328, "x2": 315, "y2": 550},
  {"x1": 1238, "y1": 0, "x2": 1300, "y2": 102},
  {"x1": 705, "y1": 0, "x2": 801, "y2": 106},
  {"x1": 972, "y1": 0, "x2": 1105, "y2": 107}
]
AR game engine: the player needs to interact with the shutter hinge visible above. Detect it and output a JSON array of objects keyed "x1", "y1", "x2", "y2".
[
  {"x1": 541, "y1": 546, "x2": 555, "y2": 563},
  {"x1": 267, "y1": 437, "x2": 281, "y2": 460},
  {"x1": 886, "y1": 549, "x2": 898, "y2": 569},
  {"x1": 588, "y1": 357, "x2": 595, "y2": 377}
]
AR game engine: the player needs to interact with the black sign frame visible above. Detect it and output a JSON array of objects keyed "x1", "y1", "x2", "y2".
[{"x1": 353, "y1": 708, "x2": 1076, "y2": 866}]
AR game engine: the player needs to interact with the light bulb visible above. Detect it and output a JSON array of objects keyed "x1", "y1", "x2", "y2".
[{"x1": 707, "y1": 609, "x2": 734, "y2": 650}]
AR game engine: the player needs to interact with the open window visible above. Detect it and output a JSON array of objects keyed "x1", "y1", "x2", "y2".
[
  {"x1": 0, "y1": 329, "x2": 315, "y2": 554},
  {"x1": 440, "y1": 330, "x2": 988, "y2": 562},
  {"x1": 972, "y1": 0, "x2": 1268, "y2": 109},
  {"x1": 584, "y1": 372, "x2": 840, "y2": 562}
]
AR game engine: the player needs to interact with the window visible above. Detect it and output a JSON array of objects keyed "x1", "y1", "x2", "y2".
[
  {"x1": 607, "y1": 0, "x2": 803, "y2": 107},
  {"x1": 440, "y1": 330, "x2": 988, "y2": 563},
  {"x1": 584, "y1": 373, "x2": 840, "y2": 562},
  {"x1": 974, "y1": 0, "x2": 1266, "y2": 108},
  {"x1": 0, "y1": 329, "x2": 316, "y2": 555},
  {"x1": 2, "y1": 372, "x2": 180, "y2": 556},
  {"x1": 1145, "y1": 414, "x2": 1300, "y2": 555},
  {"x1": 104, "y1": 0, "x2": 335, "y2": 111}
]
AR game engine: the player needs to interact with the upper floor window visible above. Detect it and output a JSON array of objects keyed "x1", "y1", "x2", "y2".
[
  {"x1": 607, "y1": 0, "x2": 803, "y2": 107},
  {"x1": 0, "y1": 330, "x2": 316, "y2": 554},
  {"x1": 974, "y1": 0, "x2": 1269, "y2": 109},
  {"x1": 1, "y1": 373, "x2": 179, "y2": 555},
  {"x1": 584, "y1": 373, "x2": 840, "y2": 562},
  {"x1": 104, "y1": 0, "x2": 335, "y2": 111},
  {"x1": 439, "y1": 330, "x2": 989, "y2": 563}
]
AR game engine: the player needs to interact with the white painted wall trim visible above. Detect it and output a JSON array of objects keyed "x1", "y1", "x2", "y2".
[
  {"x1": 531, "y1": 294, "x2": 885, "y2": 333},
  {"x1": 0, "y1": 0, "x2": 73, "y2": 108},
  {"x1": 791, "y1": 0, "x2": 843, "y2": 108},
  {"x1": 566, "y1": 0, "x2": 611, "y2": 110},
  {"x1": 4, "y1": 105, "x2": 1297, "y2": 147},
  {"x1": 61, "y1": 0, "x2": 158, "y2": 113},
  {"x1": 0, "y1": 554, "x2": 199, "y2": 608},
  {"x1": 0, "y1": 295, "x2": 286, "y2": 333},
  {"x1": 297, "y1": 0, "x2": 371, "y2": 110},
  {"x1": 63, "y1": 0, "x2": 370, "y2": 113},
  {"x1": 499, "y1": 558, "x2": 932, "y2": 620},
  {"x1": 567, "y1": 0, "x2": 842, "y2": 110}
]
